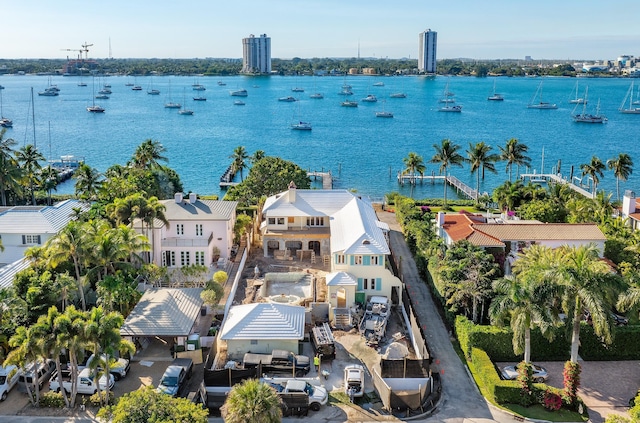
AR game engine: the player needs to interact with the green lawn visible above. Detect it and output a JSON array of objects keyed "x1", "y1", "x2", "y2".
[{"x1": 501, "y1": 403, "x2": 587, "y2": 422}]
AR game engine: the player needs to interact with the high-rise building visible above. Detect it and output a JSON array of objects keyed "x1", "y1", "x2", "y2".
[
  {"x1": 242, "y1": 34, "x2": 271, "y2": 74},
  {"x1": 418, "y1": 29, "x2": 437, "y2": 73}
]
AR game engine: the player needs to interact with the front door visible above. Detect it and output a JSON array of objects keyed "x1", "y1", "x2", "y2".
[{"x1": 337, "y1": 288, "x2": 347, "y2": 308}]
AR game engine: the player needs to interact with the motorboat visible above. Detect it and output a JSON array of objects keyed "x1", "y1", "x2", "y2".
[
  {"x1": 310, "y1": 93, "x2": 324, "y2": 99},
  {"x1": 95, "y1": 94, "x2": 109, "y2": 100},
  {"x1": 87, "y1": 105, "x2": 105, "y2": 113},
  {"x1": 193, "y1": 96, "x2": 207, "y2": 101},
  {"x1": 291, "y1": 87, "x2": 304, "y2": 93},
  {"x1": 217, "y1": 81, "x2": 227, "y2": 86},
  {"x1": 376, "y1": 111, "x2": 394, "y2": 118},
  {"x1": 278, "y1": 96, "x2": 298, "y2": 102},
  {"x1": 38, "y1": 88, "x2": 59, "y2": 96},
  {"x1": 373, "y1": 81, "x2": 384, "y2": 87},
  {"x1": 0, "y1": 118, "x2": 12, "y2": 128},
  {"x1": 193, "y1": 84, "x2": 206, "y2": 91},
  {"x1": 147, "y1": 89, "x2": 160, "y2": 95},
  {"x1": 230, "y1": 89, "x2": 248, "y2": 97},
  {"x1": 178, "y1": 109, "x2": 194, "y2": 115},
  {"x1": 341, "y1": 100, "x2": 358, "y2": 107},
  {"x1": 291, "y1": 121, "x2": 312, "y2": 130},
  {"x1": 361, "y1": 94, "x2": 378, "y2": 103},
  {"x1": 390, "y1": 92, "x2": 407, "y2": 98},
  {"x1": 439, "y1": 105, "x2": 462, "y2": 112},
  {"x1": 132, "y1": 86, "x2": 142, "y2": 91},
  {"x1": 234, "y1": 100, "x2": 245, "y2": 105},
  {"x1": 338, "y1": 89, "x2": 353, "y2": 96}
]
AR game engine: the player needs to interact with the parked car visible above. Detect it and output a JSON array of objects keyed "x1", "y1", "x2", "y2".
[
  {"x1": 0, "y1": 365, "x2": 22, "y2": 401},
  {"x1": 156, "y1": 358, "x2": 193, "y2": 397},
  {"x1": 501, "y1": 364, "x2": 548, "y2": 383},
  {"x1": 49, "y1": 368, "x2": 114, "y2": 395},
  {"x1": 344, "y1": 364, "x2": 365, "y2": 401},
  {"x1": 85, "y1": 354, "x2": 131, "y2": 380},
  {"x1": 611, "y1": 312, "x2": 629, "y2": 326},
  {"x1": 18, "y1": 359, "x2": 55, "y2": 391}
]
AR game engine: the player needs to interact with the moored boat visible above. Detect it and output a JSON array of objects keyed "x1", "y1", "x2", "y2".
[
  {"x1": 230, "y1": 89, "x2": 248, "y2": 97},
  {"x1": 527, "y1": 81, "x2": 557, "y2": 109},
  {"x1": 291, "y1": 121, "x2": 312, "y2": 130},
  {"x1": 278, "y1": 96, "x2": 298, "y2": 102},
  {"x1": 361, "y1": 94, "x2": 378, "y2": 103},
  {"x1": 341, "y1": 100, "x2": 358, "y2": 107}
]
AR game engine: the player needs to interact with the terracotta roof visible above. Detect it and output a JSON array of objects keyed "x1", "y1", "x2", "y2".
[
  {"x1": 628, "y1": 212, "x2": 640, "y2": 222},
  {"x1": 472, "y1": 223, "x2": 606, "y2": 241},
  {"x1": 441, "y1": 213, "x2": 504, "y2": 247}
]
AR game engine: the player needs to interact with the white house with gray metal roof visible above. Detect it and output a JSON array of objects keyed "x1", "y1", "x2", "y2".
[
  {"x1": 219, "y1": 303, "x2": 306, "y2": 357},
  {"x1": 0, "y1": 199, "x2": 89, "y2": 265},
  {"x1": 142, "y1": 193, "x2": 238, "y2": 269},
  {"x1": 261, "y1": 186, "x2": 403, "y2": 322}
]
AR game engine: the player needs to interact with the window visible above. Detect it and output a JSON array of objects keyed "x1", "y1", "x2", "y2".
[
  {"x1": 180, "y1": 251, "x2": 190, "y2": 266},
  {"x1": 306, "y1": 217, "x2": 325, "y2": 226},
  {"x1": 195, "y1": 224, "x2": 203, "y2": 236},
  {"x1": 195, "y1": 251, "x2": 205, "y2": 265},
  {"x1": 336, "y1": 254, "x2": 345, "y2": 264},
  {"x1": 277, "y1": 218, "x2": 285, "y2": 225},
  {"x1": 163, "y1": 251, "x2": 175, "y2": 267},
  {"x1": 250, "y1": 340, "x2": 258, "y2": 345},
  {"x1": 354, "y1": 255, "x2": 363, "y2": 265},
  {"x1": 363, "y1": 278, "x2": 376, "y2": 290},
  {"x1": 371, "y1": 255, "x2": 380, "y2": 265},
  {"x1": 22, "y1": 235, "x2": 41, "y2": 245},
  {"x1": 176, "y1": 224, "x2": 184, "y2": 235},
  {"x1": 268, "y1": 218, "x2": 276, "y2": 225}
]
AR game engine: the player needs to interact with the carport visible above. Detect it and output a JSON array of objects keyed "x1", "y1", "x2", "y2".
[{"x1": 120, "y1": 288, "x2": 204, "y2": 358}]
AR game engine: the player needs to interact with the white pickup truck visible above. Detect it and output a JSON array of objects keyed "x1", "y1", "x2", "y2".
[{"x1": 49, "y1": 368, "x2": 114, "y2": 395}]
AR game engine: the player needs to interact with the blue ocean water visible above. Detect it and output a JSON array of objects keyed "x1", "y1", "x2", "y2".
[{"x1": 0, "y1": 74, "x2": 638, "y2": 200}]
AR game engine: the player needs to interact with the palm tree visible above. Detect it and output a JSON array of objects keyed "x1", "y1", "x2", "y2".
[
  {"x1": 15, "y1": 144, "x2": 45, "y2": 205},
  {"x1": 490, "y1": 274, "x2": 558, "y2": 364},
  {"x1": 39, "y1": 165, "x2": 58, "y2": 206},
  {"x1": 466, "y1": 142, "x2": 499, "y2": 202},
  {"x1": 607, "y1": 153, "x2": 633, "y2": 202},
  {"x1": 431, "y1": 139, "x2": 464, "y2": 209},
  {"x1": 73, "y1": 163, "x2": 103, "y2": 201},
  {"x1": 492, "y1": 180, "x2": 524, "y2": 212},
  {"x1": 221, "y1": 379, "x2": 283, "y2": 423},
  {"x1": 0, "y1": 129, "x2": 20, "y2": 206},
  {"x1": 498, "y1": 138, "x2": 531, "y2": 181},
  {"x1": 251, "y1": 149, "x2": 266, "y2": 164},
  {"x1": 5, "y1": 326, "x2": 43, "y2": 405},
  {"x1": 402, "y1": 152, "x2": 426, "y2": 197},
  {"x1": 230, "y1": 146, "x2": 249, "y2": 181},
  {"x1": 131, "y1": 139, "x2": 168, "y2": 169},
  {"x1": 55, "y1": 305, "x2": 89, "y2": 407},
  {"x1": 580, "y1": 156, "x2": 605, "y2": 198},
  {"x1": 45, "y1": 221, "x2": 88, "y2": 310},
  {"x1": 553, "y1": 244, "x2": 621, "y2": 362}
]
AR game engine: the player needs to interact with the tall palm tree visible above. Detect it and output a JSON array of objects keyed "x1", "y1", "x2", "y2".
[
  {"x1": 553, "y1": 244, "x2": 621, "y2": 362},
  {"x1": 466, "y1": 142, "x2": 499, "y2": 202},
  {"x1": 492, "y1": 180, "x2": 524, "y2": 212},
  {"x1": 131, "y1": 139, "x2": 168, "y2": 169},
  {"x1": 498, "y1": 138, "x2": 531, "y2": 181},
  {"x1": 230, "y1": 146, "x2": 249, "y2": 181},
  {"x1": 490, "y1": 274, "x2": 558, "y2": 364},
  {"x1": 607, "y1": 153, "x2": 633, "y2": 202},
  {"x1": 39, "y1": 165, "x2": 58, "y2": 206},
  {"x1": 73, "y1": 163, "x2": 103, "y2": 201},
  {"x1": 15, "y1": 144, "x2": 45, "y2": 205},
  {"x1": 54, "y1": 305, "x2": 89, "y2": 407},
  {"x1": 5, "y1": 326, "x2": 44, "y2": 405},
  {"x1": 251, "y1": 149, "x2": 266, "y2": 164},
  {"x1": 402, "y1": 152, "x2": 426, "y2": 197},
  {"x1": 431, "y1": 139, "x2": 464, "y2": 209},
  {"x1": 0, "y1": 129, "x2": 20, "y2": 206},
  {"x1": 221, "y1": 379, "x2": 283, "y2": 423},
  {"x1": 45, "y1": 221, "x2": 88, "y2": 310},
  {"x1": 580, "y1": 156, "x2": 606, "y2": 198}
]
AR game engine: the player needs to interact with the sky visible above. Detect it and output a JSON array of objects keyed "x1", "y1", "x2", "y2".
[{"x1": 3, "y1": 0, "x2": 640, "y2": 61}]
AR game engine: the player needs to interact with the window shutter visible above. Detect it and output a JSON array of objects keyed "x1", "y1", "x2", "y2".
[
  {"x1": 335, "y1": 254, "x2": 339, "y2": 264},
  {"x1": 22, "y1": 235, "x2": 26, "y2": 244},
  {"x1": 350, "y1": 255, "x2": 354, "y2": 265},
  {"x1": 363, "y1": 256, "x2": 370, "y2": 266},
  {"x1": 376, "y1": 278, "x2": 382, "y2": 291},
  {"x1": 379, "y1": 255, "x2": 384, "y2": 265},
  {"x1": 37, "y1": 235, "x2": 41, "y2": 244},
  {"x1": 357, "y1": 278, "x2": 363, "y2": 291}
]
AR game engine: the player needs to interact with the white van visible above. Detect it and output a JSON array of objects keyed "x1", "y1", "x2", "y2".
[
  {"x1": 18, "y1": 359, "x2": 54, "y2": 391},
  {"x1": 0, "y1": 365, "x2": 22, "y2": 401}
]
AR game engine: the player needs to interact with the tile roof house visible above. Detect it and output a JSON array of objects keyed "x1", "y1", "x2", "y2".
[
  {"x1": 621, "y1": 190, "x2": 640, "y2": 231},
  {"x1": 260, "y1": 186, "x2": 403, "y2": 324},
  {"x1": 138, "y1": 193, "x2": 238, "y2": 269},
  {"x1": 0, "y1": 199, "x2": 90, "y2": 265}
]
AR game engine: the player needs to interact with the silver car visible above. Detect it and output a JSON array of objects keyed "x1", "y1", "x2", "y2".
[{"x1": 501, "y1": 364, "x2": 548, "y2": 383}]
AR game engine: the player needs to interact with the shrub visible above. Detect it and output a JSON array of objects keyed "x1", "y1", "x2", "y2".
[
  {"x1": 543, "y1": 391, "x2": 562, "y2": 411},
  {"x1": 563, "y1": 361, "x2": 581, "y2": 407},
  {"x1": 40, "y1": 391, "x2": 65, "y2": 408},
  {"x1": 90, "y1": 390, "x2": 115, "y2": 406},
  {"x1": 516, "y1": 362, "x2": 535, "y2": 407}
]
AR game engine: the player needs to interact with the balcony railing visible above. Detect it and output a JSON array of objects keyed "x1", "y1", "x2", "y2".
[{"x1": 161, "y1": 232, "x2": 214, "y2": 247}]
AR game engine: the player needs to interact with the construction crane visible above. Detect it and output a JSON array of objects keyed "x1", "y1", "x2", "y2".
[
  {"x1": 60, "y1": 48, "x2": 84, "y2": 61},
  {"x1": 81, "y1": 42, "x2": 93, "y2": 60}
]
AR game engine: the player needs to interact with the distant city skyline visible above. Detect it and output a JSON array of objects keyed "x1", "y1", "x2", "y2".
[{"x1": 3, "y1": 0, "x2": 640, "y2": 61}]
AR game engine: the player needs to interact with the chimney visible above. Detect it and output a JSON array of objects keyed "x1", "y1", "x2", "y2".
[
  {"x1": 288, "y1": 181, "x2": 297, "y2": 202},
  {"x1": 175, "y1": 192, "x2": 183, "y2": 204},
  {"x1": 189, "y1": 193, "x2": 197, "y2": 204},
  {"x1": 622, "y1": 190, "x2": 636, "y2": 218}
]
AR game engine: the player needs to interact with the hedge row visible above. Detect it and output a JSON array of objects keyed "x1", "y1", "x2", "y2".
[{"x1": 457, "y1": 315, "x2": 640, "y2": 362}]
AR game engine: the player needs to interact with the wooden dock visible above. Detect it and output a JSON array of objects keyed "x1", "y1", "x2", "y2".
[
  {"x1": 520, "y1": 173, "x2": 593, "y2": 198},
  {"x1": 308, "y1": 171, "x2": 333, "y2": 189},
  {"x1": 219, "y1": 164, "x2": 237, "y2": 188},
  {"x1": 397, "y1": 173, "x2": 478, "y2": 200}
]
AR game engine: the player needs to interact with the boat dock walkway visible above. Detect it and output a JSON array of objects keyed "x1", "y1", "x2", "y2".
[
  {"x1": 219, "y1": 164, "x2": 238, "y2": 188},
  {"x1": 397, "y1": 173, "x2": 478, "y2": 200},
  {"x1": 308, "y1": 171, "x2": 333, "y2": 189},
  {"x1": 520, "y1": 173, "x2": 593, "y2": 198}
]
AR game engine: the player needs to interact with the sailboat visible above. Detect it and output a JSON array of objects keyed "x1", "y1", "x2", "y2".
[
  {"x1": 527, "y1": 81, "x2": 557, "y2": 109},
  {"x1": 131, "y1": 76, "x2": 142, "y2": 91},
  {"x1": 438, "y1": 79, "x2": 461, "y2": 112},
  {"x1": 0, "y1": 88, "x2": 12, "y2": 128},
  {"x1": 633, "y1": 84, "x2": 640, "y2": 105},
  {"x1": 87, "y1": 76, "x2": 105, "y2": 113},
  {"x1": 569, "y1": 80, "x2": 586, "y2": 104},
  {"x1": 309, "y1": 77, "x2": 323, "y2": 99},
  {"x1": 77, "y1": 66, "x2": 87, "y2": 87},
  {"x1": 390, "y1": 79, "x2": 407, "y2": 98},
  {"x1": 178, "y1": 88, "x2": 194, "y2": 115},
  {"x1": 375, "y1": 100, "x2": 393, "y2": 118},
  {"x1": 487, "y1": 80, "x2": 504, "y2": 101},
  {"x1": 164, "y1": 81, "x2": 181, "y2": 109},
  {"x1": 147, "y1": 77, "x2": 160, "y2": 95},
  {"x1": 572, "y1": 87, "x2": 606, "y2": 123},
  {"x1": 619, "y1": 81, "x2": 640, "y2": 114}
]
